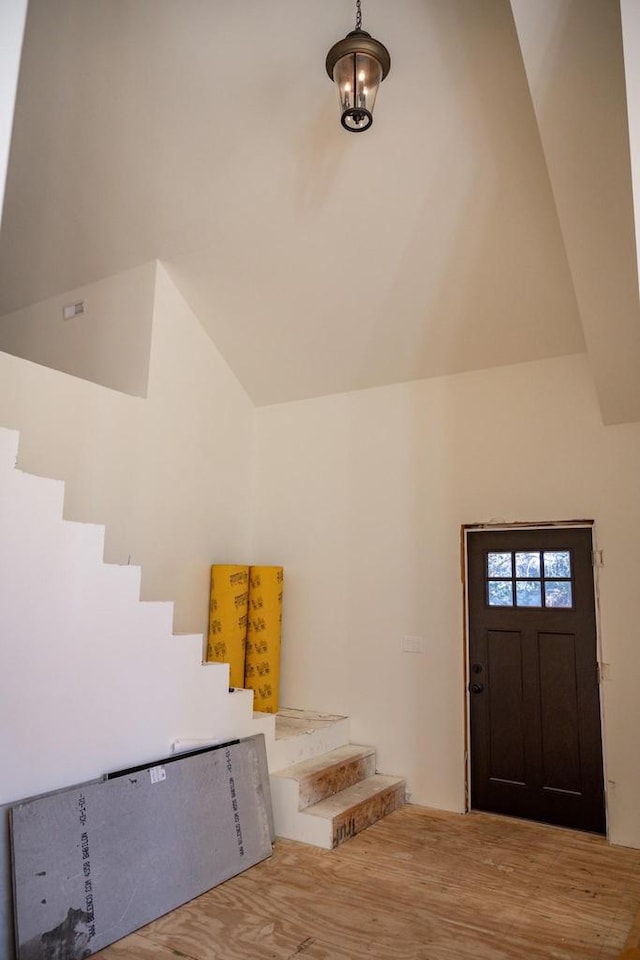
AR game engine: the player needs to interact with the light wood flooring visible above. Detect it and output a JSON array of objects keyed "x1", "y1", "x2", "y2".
[{"x1": 100, "y1": 805, "x2": 640, "y2": 960}]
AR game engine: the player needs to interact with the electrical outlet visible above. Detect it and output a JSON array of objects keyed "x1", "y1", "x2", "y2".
[{"x1": 402, "y1": 635, "x2": 424, "y2": 654}]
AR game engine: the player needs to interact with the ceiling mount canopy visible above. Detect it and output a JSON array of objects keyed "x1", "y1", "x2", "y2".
[{"x1": 326, "y1": 0, "x2": 391, "y2": 133}]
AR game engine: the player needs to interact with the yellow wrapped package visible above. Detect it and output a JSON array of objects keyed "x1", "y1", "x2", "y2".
[
  {"x1": 206, "y1": 564, "x2": 249, "y2": 689},
  {"x1": 245, "y1": 566, "x2": 283, "y2": 713}
]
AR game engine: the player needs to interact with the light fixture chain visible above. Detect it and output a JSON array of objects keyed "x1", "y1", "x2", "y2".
[{"x1": 355, "y1": 0, "x2": 362, "y2": 31}]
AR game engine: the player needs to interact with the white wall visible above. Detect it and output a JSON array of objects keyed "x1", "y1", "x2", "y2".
[
  {"x1": 0, "y1": 261, "x2": 263, "y2": 958},
  {"x1": 0, "y1": 0, "x2": 27, "y2": 227},
  {"x1": 3, "y1": 273, "x2": 640, "y2": 851},
  {"x1": 0, "y1": 262, "x2": 156, "y2": 397},
  {"x1": 0, "y1": 261, "x2": 254, "y2": 637},
  {"x1": 251, "y1": 353, "x2": 640, "y2": 847}
]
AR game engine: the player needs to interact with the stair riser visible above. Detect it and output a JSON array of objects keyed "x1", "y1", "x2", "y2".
[
  {"x1": 331, "y1": 783, "x2": 406, "y2": 848},
  {"x1": 269, "y1": 717, "x2": 351, "y2": 771},
  {"x1": 299, "y1": 754, "x2": 376, "y2": 810}
]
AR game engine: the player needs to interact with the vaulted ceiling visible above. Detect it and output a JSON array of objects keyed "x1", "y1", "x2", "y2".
[{"x1": 1, "y1": 0, "x2": 639, "y2": 420}]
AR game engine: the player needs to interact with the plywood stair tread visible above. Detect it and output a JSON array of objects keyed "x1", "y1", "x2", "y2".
[
  {"x1": 272, "y1": 744, "x2": 375, "y2": 780},
  {"x1": 272, "y1": 744, "x2": 377, "y2": 810},
  {"x1": 304, "y1": 774, "x2": 405, "y2": 818},
  {"x1": 302, "y1": 773, "x2": 406, "y2": 848}
]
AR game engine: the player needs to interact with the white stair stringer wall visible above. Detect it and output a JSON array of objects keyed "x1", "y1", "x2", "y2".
[{"x1": 0, "y1": 425, "x2": 268, "y2": 958}]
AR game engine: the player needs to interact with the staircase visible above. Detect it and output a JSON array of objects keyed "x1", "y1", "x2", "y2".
[
  {"x1": 0, "y1": 424, "x2": 269, "y2": 811},
  {"x1": 269, "y1": 709, "x2": 406, "y2": 849},
  {"x1": 0, "y1": 425, "x2": 280, "y2": 959},
  {"x1": 0, "y1": 424, "x2": 405, "y2": 859}
]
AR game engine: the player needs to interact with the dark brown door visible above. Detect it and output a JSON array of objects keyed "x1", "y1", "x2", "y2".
[{"x1": 467, "y1": 527, "x2": 605, "y2": 834}]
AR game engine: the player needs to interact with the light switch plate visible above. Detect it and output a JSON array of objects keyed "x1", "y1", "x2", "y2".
[{"x1": 402, "y1": 635, "x2": 424, "y2": 654}]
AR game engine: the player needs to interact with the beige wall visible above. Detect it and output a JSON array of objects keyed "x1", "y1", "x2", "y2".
[
  {"x1": 251, "y1": 353, "x2": 640, "y2": 847},
  {"x1": 2, "y1": 284, "x2": 640, "y2": 847},
  {"x1": 0, "y1": 261, "x2": 254, "y2": 637},
  {"x1": 0, "y1": 262, "x2": 156, "y2": 396}
]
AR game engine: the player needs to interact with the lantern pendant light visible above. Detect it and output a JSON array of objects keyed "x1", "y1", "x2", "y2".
[{"x1": 326, "y1": 0, "x2": 390, "y2": 133}]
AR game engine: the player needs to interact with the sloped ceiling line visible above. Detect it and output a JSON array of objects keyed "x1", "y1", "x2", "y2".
[
  {"x1": 0, "y1": 0, "x2": 637, "y2": 419},
  {"x1": 510, "y1": 0, "x2": 640, "y2": 426}
]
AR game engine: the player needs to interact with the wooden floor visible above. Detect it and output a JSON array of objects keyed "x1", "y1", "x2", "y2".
[{"x1": 100, "y1": 805, "x2": 640, "y2": 960}]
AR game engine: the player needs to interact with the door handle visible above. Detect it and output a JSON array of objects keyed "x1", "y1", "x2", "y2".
[{"x1": 469, "y1": 682, "x2": 484, "y2": 694}]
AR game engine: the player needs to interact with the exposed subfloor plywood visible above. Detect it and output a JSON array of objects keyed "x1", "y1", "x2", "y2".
[{"x1": 98, "y1": 805, "x2": 640, "y2": 959}]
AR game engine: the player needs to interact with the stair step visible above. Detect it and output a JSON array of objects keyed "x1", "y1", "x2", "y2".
[
  {"x1": 272, "y1": 744, "x2": 376, "y2": 809},
  {"x1": 274, "y1": 708, "x2": 347, "y2": 740},
  {"x1": 268, "y1": 708, "x2": 350, "y2": 771},
  {"x1": 303, "y1": 774, "x2": 406, "y2": 848}
]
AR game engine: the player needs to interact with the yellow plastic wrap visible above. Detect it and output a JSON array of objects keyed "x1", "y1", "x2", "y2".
[
  {"x1": 206, "y1": 564, "x2": 249, "y2": 689},
  {"x1": 245, "y1": 565, "x2": 283, "y2": 713}
]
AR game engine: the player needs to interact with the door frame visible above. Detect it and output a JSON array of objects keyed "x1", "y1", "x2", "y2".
[{"x1": 461, "y1": 520, "x2": 608, "y2": 834}]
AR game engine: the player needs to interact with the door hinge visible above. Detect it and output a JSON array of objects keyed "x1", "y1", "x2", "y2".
[{"x1": 592, "y1": 549, "x2": 604, "y2": 567}]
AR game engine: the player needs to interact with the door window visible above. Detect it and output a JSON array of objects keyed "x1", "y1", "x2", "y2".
[{"x1": 487, "y1": 549, "x2": 573, "y2": 608}]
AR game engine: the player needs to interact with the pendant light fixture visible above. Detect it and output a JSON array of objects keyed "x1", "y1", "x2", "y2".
[{"x1": 326, "y1": 0, "x2": 391, "y2": 133}]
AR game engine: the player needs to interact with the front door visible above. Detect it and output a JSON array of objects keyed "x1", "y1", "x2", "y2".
[{"x1": 466, "y1": 527, "x2": 605, "y2": 833}]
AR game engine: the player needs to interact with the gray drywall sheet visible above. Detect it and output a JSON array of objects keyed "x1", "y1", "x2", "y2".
[
  {"x1": 1, "y1": 803, "x2": 15, "y2": 960},
  {"x1": 10, "y1": 735, "x2": 272, "y2": 959}
]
